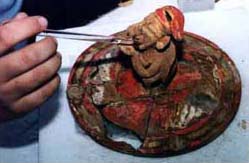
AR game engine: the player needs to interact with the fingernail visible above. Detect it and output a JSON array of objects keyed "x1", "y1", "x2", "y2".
[{"x1": 38, "y1": 17, "x2": 48, "y2": 28}]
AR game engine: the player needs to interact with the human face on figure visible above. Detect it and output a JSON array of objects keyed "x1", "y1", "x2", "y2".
[{"x1": 120, "y1": 5, "x2": 184, "y2": 56}]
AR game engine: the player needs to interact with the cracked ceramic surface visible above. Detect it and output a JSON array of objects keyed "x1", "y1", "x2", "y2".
[{"x1": 67, "y1": 31, "x2": 241, "y2": 156}]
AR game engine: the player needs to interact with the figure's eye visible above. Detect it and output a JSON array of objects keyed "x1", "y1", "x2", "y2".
[{"x1": 165, "y1": 11, "x2": 172, "y2": 22}]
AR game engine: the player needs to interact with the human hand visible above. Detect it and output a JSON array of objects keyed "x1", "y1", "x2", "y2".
[{"x1": 0, "y1": 13, "x2": 61, "y2": 122}]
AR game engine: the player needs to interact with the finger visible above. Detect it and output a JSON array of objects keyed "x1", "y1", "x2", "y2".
[
  {"x1": 0, "y1": 13, "x2": 30, "y2": 57},
  {"x1": 156, "y1": 36, "x2": 171, "y2": 50},
  {"x1": 0, "y1": 13, "x2": 29, "y2": 33},
  {"x1": 13, "y1": 12, "x2": 28, "y2": 21},
  {"x1": 0, "y1": 53, "x2": 61, "y2": 101},
  {"x1": 0, "y1": 37, "x2": 58, "y2": 82},
  {"x1": 9, "y1": 75, "x2": 60, "y2": 113},
  {"x1": 0, "y1": 16, "x2": 48, "y2": 55}
]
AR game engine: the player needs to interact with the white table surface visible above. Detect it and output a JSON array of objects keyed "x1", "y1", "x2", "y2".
[{"x1": 1, "y1": 0, "x2": 249, "y2": 163}]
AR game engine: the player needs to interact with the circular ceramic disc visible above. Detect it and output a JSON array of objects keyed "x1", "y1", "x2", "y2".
[{"x1": 67, "y1": 32, "x2": 241, "y2": 156}]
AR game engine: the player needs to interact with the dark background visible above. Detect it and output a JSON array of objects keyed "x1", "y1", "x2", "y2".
[{"x1": 21, "y1": 0, "x2": 119, "y2": 29}]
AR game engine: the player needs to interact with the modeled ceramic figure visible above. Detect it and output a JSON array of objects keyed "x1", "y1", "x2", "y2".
[
  {"x1": 67, "y1": 6, "x2": 241, "y2": 156},
  {"x1": 119, "y1": 6, "x2": 184, "y2": 86}
]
